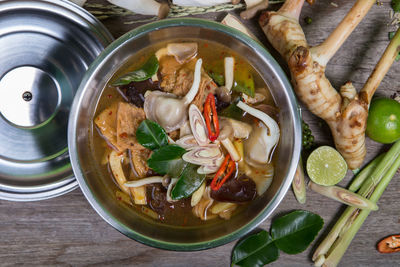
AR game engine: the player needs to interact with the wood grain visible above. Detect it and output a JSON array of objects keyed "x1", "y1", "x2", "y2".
[{"x1": 1, "y1": 0, "x2": 399, "y2": 266}]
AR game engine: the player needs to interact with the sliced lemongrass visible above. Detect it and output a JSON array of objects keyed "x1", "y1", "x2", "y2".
[
  {"x1": 221, "y1": 138, "x2": 241, "y2": 161},
  {"x1": 309, "y1": 181, "x2": 378, "y2": 211},
  {"x1": 189, "y1": 104, "x2": 209, "y2": 146}
]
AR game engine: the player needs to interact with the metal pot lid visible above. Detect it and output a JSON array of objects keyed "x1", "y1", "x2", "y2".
[{"x1": 0, "y1": 0, "x2": 114, "y2": 201}]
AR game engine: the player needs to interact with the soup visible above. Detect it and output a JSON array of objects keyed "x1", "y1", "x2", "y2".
[{"x1": 92, "y1": 40, "x2": 280, "y2": 226}]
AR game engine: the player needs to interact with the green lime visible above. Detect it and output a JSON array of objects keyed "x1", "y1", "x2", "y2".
[
  {"x1": 306, "y1": 146, "x2": 347, "y2": 186},
  {"x1": 366, "y1": 97, "x2": 400, "y2": 144}
]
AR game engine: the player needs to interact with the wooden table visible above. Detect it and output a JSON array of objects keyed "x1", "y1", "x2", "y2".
[{"x1": 1, "y1": 0, "x2": 399, "y2": 266}]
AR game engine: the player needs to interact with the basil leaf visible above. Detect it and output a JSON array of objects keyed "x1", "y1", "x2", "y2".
[
  {"x1": 171, "y1": 164, "x2": 206, "y2": 200},
  {"x1": 219, "y1": 103, "x2": 244, "y2": 120},
  {"x1": 147, "y1": 145, "x2": 186, "y2": 175},
  {"x1": 233, "y1": 67, "x2": 255, "y2": 97},
  {"x1": 207, "y1": 71, "x2": 225, "y2": 86},
  {"x1": 271, "y1": 210, "x2": 323, "y2": 254},
  {"x1": 233, "y1": 83, "x2": 255, "y2": 98},
  {"x1": 112, "y1": 55, "x2": 159, "y2": 86},
  {"x1": 136, "y1": 120, "x2": 168, "y2": 150},
  {"x1": 232, "y1": 230, "x2": 279, "y2": 267}
]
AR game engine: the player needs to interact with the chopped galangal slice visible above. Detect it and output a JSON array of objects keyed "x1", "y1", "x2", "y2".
[{"x1": 94, "y1": 103, "x2": 122, "y2": 151}]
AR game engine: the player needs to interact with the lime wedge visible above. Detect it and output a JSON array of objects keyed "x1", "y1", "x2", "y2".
[{"x1": 306, "y1": 146, "x2": 347, "y2": 186}]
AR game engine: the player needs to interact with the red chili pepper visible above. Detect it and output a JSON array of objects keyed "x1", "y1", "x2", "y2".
[
  {"x1": 377, "y1": 234, "x2": 400, "y2": 253},
  {"x1": 204, "y1": 93, "x2": 220, "y2": 142},
  {"x1": 210, "y1": 155, "x2": 236, "y2": 191}
]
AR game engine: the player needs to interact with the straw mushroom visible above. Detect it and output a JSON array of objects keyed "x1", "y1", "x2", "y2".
[
  {"x1": 237, "y1": 101, "x2": 280, "y2": 166},
  {"x1": 144, "y1": 59, "x2": 203, "y2": 132},
  {"x1": 107, "y1": 0, "x2": 170, "y2": 19}
]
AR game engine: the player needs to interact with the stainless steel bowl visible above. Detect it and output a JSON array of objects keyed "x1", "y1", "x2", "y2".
[{"x1": 68, "y1": 18, "x2": 301, "y2": 250}]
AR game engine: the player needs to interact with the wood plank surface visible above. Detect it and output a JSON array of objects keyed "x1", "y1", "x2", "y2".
[{"x1": 1, "y1": 0, "x2": 399, "y2": 266}]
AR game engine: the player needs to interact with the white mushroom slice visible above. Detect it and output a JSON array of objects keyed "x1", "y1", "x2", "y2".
[
  {"x1": 173, "y1": 0, "x2": 231, "y2": 7},
  {"x1": 191, "y1": 182, "x2": 206, "y2": 207},
  {"x1": 167, "y1": 43, "x2": 198, "y2": 64},
  {"x1": 176, "y1": 135, "x2": 198, "y2": 150},
  {"x1": 183, "y1": 146, "x2": 222, "y2": 166},
  {"x1": 143, "y1": 58, "x2": 203, "y2": 133},
  {"x1": 220, "y1": 117, "x2": 253, "y2": 139},
  {"x1": 237, "y1": 101, "x2": 280, "y2": 164},
  {"x1": 210, "y1": 202, "x2": 237, "y2": 214},
  {"x1": 108, "y1": 0, "x2": 170, "y2": 18},
  {"x1": 180, "y1": 121, "x2": 192, "y2": 138},
  {"x1": 124, "y1": 176, "x2": 164, "y2": 187},
  {"x1": 166, "y1": 178, "x2": 179, "y2": 203},
  {"x1": 109, "y1": 150, "x2": 129, "y2": 194},
  {"x1": 250, "y1": 165, "x2": 274, "y2": 195},
  {"x1": 189, "y1": 104, "x2": 209, "y2": 146},
  {"x1": 224, "y1": 57, "x2": 235, "y2": 91},
  {"x1": 242, "y1": 92, "x2": 266, "y2": 104},
  {"x1": 221, "y1": 139, "x2": 241, "y2": 162}
]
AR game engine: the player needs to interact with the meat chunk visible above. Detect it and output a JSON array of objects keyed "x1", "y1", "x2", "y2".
[
  {"x1": 159, "y1": 56, "x2": 217, "y2": 111},
  {"x1": 94, "y1": 103, "x2": 121, "y2": 151},
  {"x1": 116, "y1": 102, "x2": 146, "y2": 151}
]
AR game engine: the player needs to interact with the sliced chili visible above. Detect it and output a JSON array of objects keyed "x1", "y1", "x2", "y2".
[
  {"x1": 204, "y1": 93, "x2": 220, "y2": 142},
  {"x1": 210, "y1": 154, "x2": 236, "y2": 191},
  {"x1": 377, "y1": 234, "x2": 400, "y2": 253}
]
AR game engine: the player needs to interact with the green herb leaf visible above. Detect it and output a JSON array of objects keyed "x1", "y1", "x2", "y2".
[
  {"x1": 147, "y1": 145, "x2": 187, "y2": 176},
  {"x1": 171, "y1": 163, "x2": 206, "y2": 200},
  {"x1": 233, "y1": 67, "x2": 255, "y2": 97},
  {"x1": 392, "y1": 0, "x2": 400, "y2": 13},
  {"x1": 219, "y1": 103, "x2": 244, "y2": 120},
  {"x1": 232, "y1": 231, "x2": 279, "y2": 267},
  {"x1": 270, "y1": 210, "x2": 324, "y2": 254},
  {"x1": 136, "y1": 120, "x2": 168, "y2": 150},
  {"x1": 112, "y1": 55, "x2": 159, "y2": 86},
  {"x1": 208, "y1": 71, "x2": 225, "y2": 86}
]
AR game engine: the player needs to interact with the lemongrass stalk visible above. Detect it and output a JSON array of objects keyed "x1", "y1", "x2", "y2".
[
  {"x1": 292, "y1": 157, "x2": 306, "y2": 204},
  {"x1": 348, "y1": 153, "x2": 385, "y2": 192},
  {"x1": 323, "y1": 150, "x2": 400, "y2": 267},
  {"x1": 313, "y1": 144, "x2": 400, "y2": 261},
  {"x1": 358, "y1": 140, "x2": 400, "y2": 197},
  {"x1": 308, "y1": 182, "x2": 378, "y2": 211}
]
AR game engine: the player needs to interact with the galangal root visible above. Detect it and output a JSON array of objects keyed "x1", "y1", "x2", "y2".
[{"x1": 259, "y1": 0, "x2": 399, "y2": 169}]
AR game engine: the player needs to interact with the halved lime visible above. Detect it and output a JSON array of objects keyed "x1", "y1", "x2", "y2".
[{"x1": 306, "y1": 146, "x2": 347, "y2": 186}]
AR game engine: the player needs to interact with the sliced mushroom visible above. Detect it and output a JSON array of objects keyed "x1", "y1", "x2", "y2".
[
  {"x1": 247, "y1": 164, "x2": 274, "y2": 195},
  {"x1": 167, "y1": 43, "x2": 198, "y2": 64},
  {"x1": 166, "y1": 178, "x2": 179, "y2": 203},
  {"x1": 237, "y1": 101, "x2": 280, "y2": 166},
  {"x1": 144, "y1": 59, "x2": 203, "y2": 132},
  {"x1": 108, "y1": 0, "x2": 170, "y2": 19},
  {"x1": 124, "y1": 176, "x2": 164, "y2": 187},
  {"x1": 224, "y1": 57, "x2": 235, "y2": 91},
  {"x1": 192, "y1": 186, "x2": 216, "y2": 221},
  {"x1": 220, "y1": 117, "x2": 253, "y2": 139},
  {"x1": 242, "y1": 92, "x2": 266, "y2": 105},
  {"x1": 191, "y1": 181, "x2": 206, "y2": 207}
]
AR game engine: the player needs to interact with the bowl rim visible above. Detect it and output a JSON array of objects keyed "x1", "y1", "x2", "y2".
[{"x1": 68, "y1": 17, "x2": 302, "y2": 251}]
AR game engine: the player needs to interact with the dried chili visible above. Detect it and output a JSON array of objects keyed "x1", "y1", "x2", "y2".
[
  {"x1": 204, "y1": 93, "x2": 220, "y2": 142},
  {"x1": 377, "y1": 234, "x2": 400, "y2": 253},
  {"x1": 210, "y1": 154, "x2": 236, "y2": 191}
]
